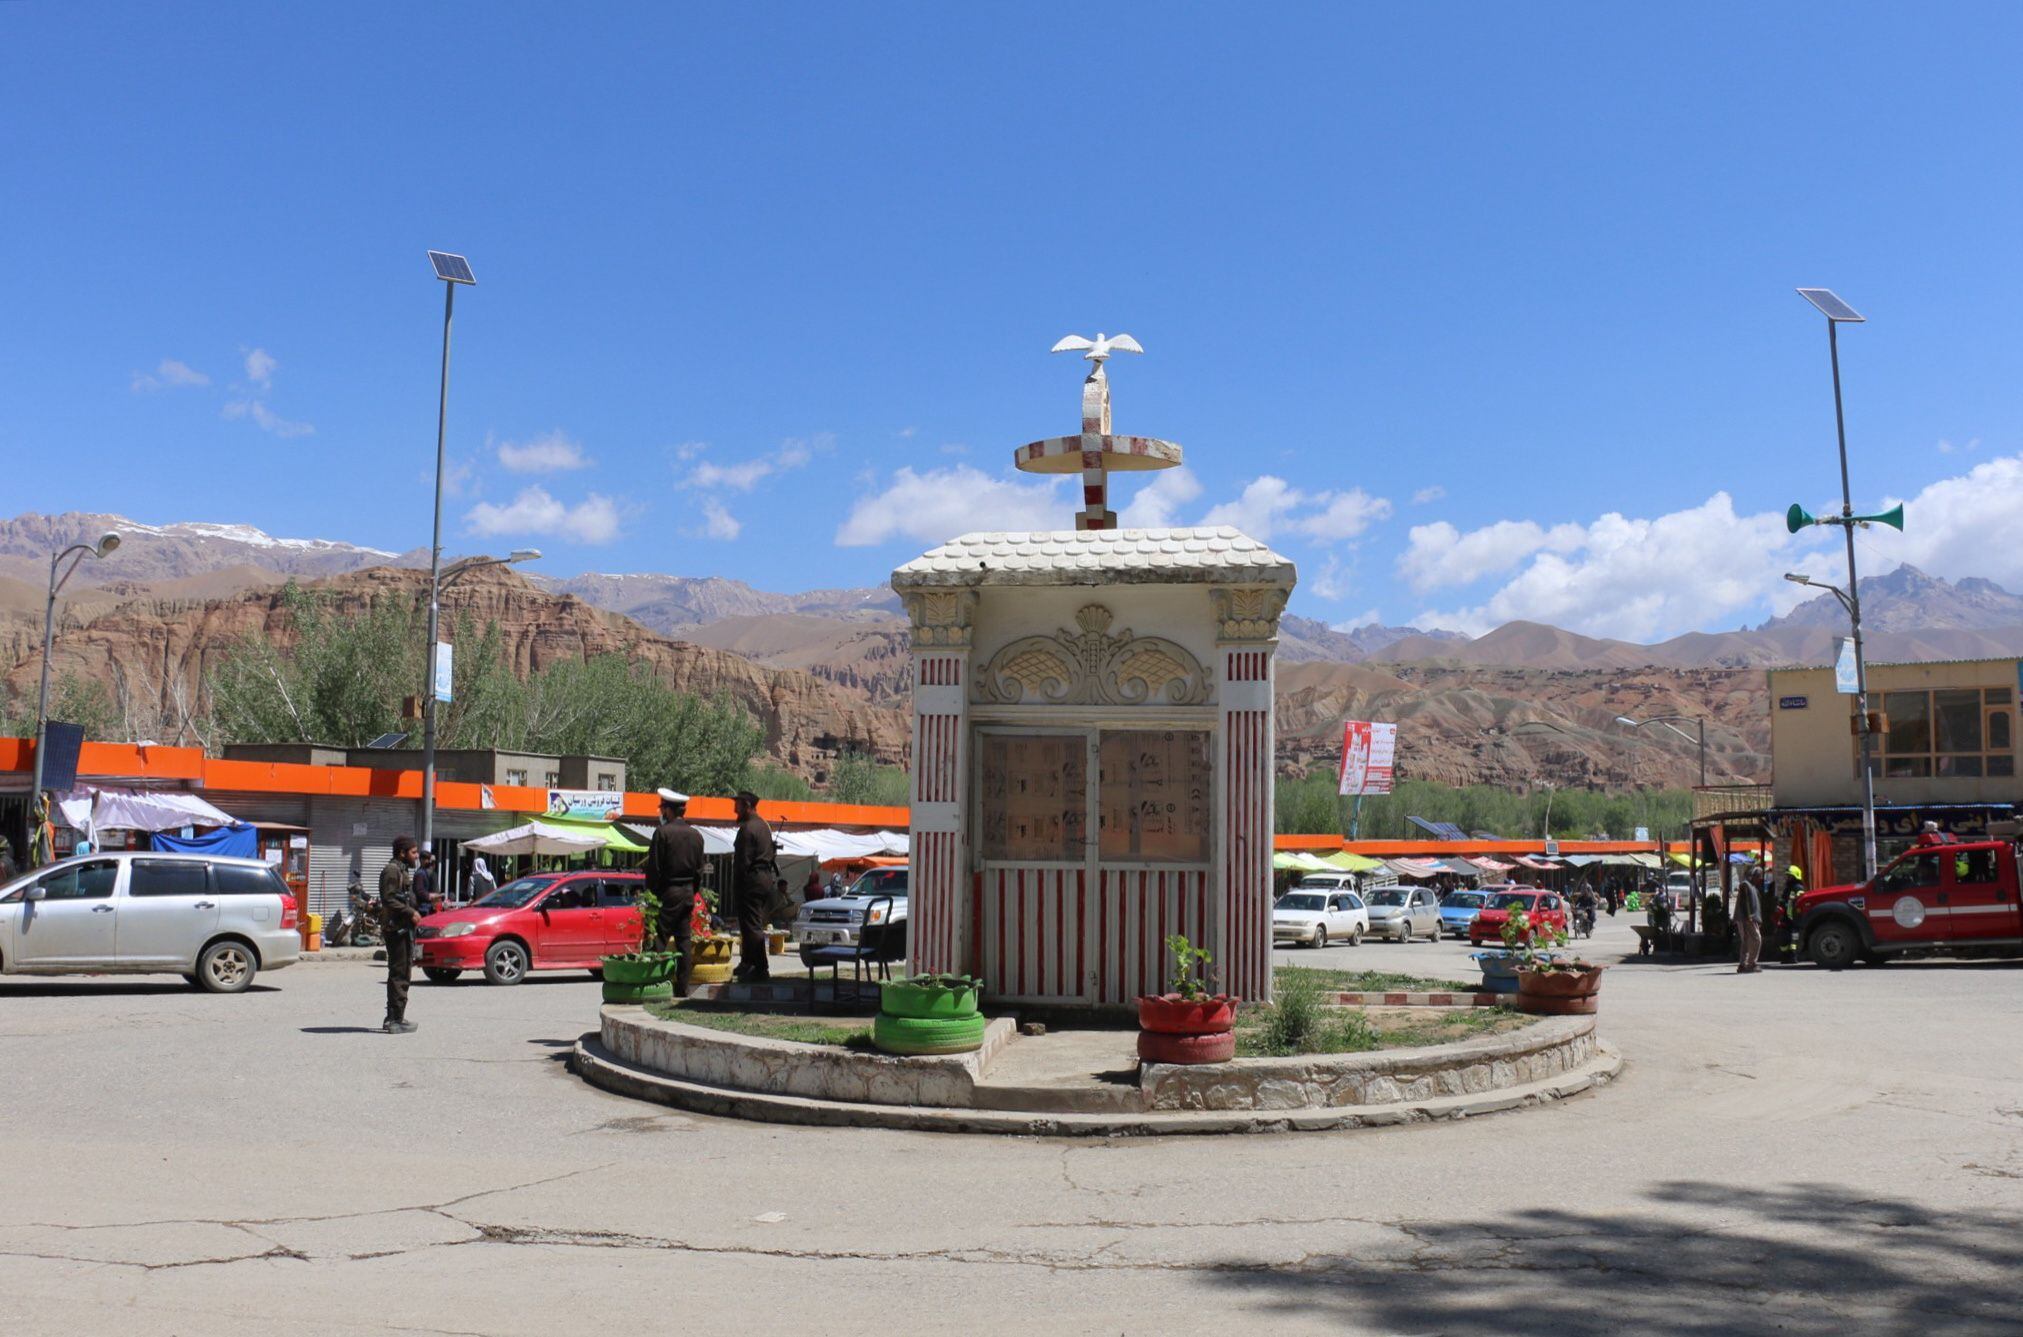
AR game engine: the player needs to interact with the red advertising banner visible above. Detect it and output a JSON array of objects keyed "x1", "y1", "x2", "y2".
[{"x1": 1337, "y1": 720, "x2": 1397, "y2": 796}]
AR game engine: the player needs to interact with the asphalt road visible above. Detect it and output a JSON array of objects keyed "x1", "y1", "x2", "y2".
[{"x1": 3, "y1": 912, "x2": 2019, "y2": 1335}]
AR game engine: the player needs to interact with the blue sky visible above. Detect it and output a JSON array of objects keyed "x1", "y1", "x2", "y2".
[{"x1": 6, "y1": 4, "x2": 2022, "y2": 641}]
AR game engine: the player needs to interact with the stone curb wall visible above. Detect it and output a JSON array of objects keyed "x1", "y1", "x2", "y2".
[
  {"x1": 1334, "y1": 991, "x2": 1503, "y2": 1007},
  {"x1": 600, "y1": 1006, "x2": 1016, "y2": 1109},
  {"x1": 1142, "y1": 1015, "x2": 1597, "y2": 1112}
]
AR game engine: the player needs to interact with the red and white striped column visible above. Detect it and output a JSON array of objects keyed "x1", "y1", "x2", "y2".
[
  {"x1": 1214, "y1": 588, "x2": 1286, "y2": 1001},
  {"x1": 904, "y1": 593, "x2": 975, "y2": 977}
]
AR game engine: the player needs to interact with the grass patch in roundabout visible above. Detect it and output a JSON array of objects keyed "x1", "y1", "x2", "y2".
[
  {"x1": 1236, "y1": 966, "x2": 1534, "y2": 1058},
  {"x1": 645, "y1": 1001, "x2": 874, "y2": 1049},
  {"x1": 1272, "y1": 965, "x2": 1477, "y2": 993}
]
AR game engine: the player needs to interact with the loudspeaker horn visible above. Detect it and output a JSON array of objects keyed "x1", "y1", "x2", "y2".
[
  {"x1": 1856, "y1": 503, "x2": 1905, "y2": 531},
  {"x1": 1785, "y1": 503, "x2": 1816, "y2": 534}
]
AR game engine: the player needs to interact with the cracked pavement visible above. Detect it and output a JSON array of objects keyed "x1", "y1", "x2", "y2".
[{"x1": 3, "y1": 916, "x2": 2020, "y2": 1334}]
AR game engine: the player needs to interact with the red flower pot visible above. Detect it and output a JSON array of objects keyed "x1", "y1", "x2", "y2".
[
  {"x1": 1138, "y1": 1029, "x2": 1236, "y2": 1064},
  {"x1": 1516, "y1": 965, "x2": 1605, "y2": 1016},
  {"x1": 1137, "y1": 993, "x2": 1238, "y2": 1035}
]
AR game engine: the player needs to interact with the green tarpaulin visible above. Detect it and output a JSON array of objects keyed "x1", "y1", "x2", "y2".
[{"x1": 538, "y1": 813, "x2": 649, "y2": 854}]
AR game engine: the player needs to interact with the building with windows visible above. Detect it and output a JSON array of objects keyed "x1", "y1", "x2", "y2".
[
  {"x1": 220, "y1": 745, "x2": 626, "y2": 792},
  {"x1": 1718, "y1": 657, "x2": 2023, "y2": 891}
]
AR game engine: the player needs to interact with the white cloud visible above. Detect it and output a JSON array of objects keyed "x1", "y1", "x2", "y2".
[
  {"x1": 1307, "y1": 554, "x2": 1353, "y2": 601},
  {"x1": 244, "y1": 348, "x2": 277, "y2": 388},
  {"x1": 1412, "y1": 485, "x2": 1446, "y2": 505},
  {"x1": 684, "y1": 435, "x2": 822, "y2": 492},
  {"x1": 1412, "y1": 493, "x2": 1805, "y2": 640},
  {"x1": 1398, "y1": 518, "x2": 1586, "y2": 593},
  {"x1": 1118, "y1": 467, "x2": 1203, "y2": 528},
  {"x1": 673, "y1": 440, "x2": 709, "y2": 461},
  {"x1": 497, "y1": 431, "x2": 590, "y2": 473},
  {"x1": 698, "y1": 497, "x2": 741, "y2": 541},
  {"x1": 897, "y1": 426, "x2": 919, "y2": 439},
  {"x1": 130, "y1": 358, "x2": 210, "y2": 392},
  {"x1": 465, "y1": 486, "x2": 621, "y2": 545},
  {"x1": 1297, "y1": 488, "x2": 1392, "y2": 542},
  {"x1": 835, "y1": 466, "x2": 1070, "y2": 546},
  {"x1": 222, "y1": 399, "x2": 314, "y2": 438},
  {"x1": 1198, "y1": 476, "x2": 1393, "y2": 544},
  {"x1": 1936, "y1": 437, "x2": 1979, "y2": 455},
  {"x1": 1863, "y1": 452, "x2": 2023, "y2": 589},
  {"x1": 1332, "y1": 609, "x2": 1384, "y2": 632}
]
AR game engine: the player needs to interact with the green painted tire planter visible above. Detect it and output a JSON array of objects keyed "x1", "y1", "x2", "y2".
[
  {"x1": 600, "y1": 952, "x2": 678, "y2": 987},
  {"x1": 872, "y1": 1012, "x2": 987, "y2": 1055},
  {"x1": 879, "y1": 975, "x2": 982, "y2": 1019},
  {"x1": 602, "y1": 979, "x2": 675, "y2": 1004}
]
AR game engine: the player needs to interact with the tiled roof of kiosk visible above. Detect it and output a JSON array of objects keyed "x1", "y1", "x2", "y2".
[{"x1": 892, "y1": 526, "x2": 1295, "y2": 588}]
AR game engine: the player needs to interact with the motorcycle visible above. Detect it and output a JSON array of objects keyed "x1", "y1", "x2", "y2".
[
  {"x1": 1573, "y1": 901, "x2": 1597, "y2": 940},
  {"x1": 325, "y1": 881, "x2": 383, "y2": 948}
]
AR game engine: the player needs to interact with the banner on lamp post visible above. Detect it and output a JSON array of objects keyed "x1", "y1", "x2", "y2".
[
  {"x1": 1337, "y1": 720, "x2": 1398, "y2": 796},
  {"x1": 433, "y1": 642, "x2": 454, "y2": 703},
  {"x1": 1834, "y1": 638, "x2": 1859, "y2": 695}
]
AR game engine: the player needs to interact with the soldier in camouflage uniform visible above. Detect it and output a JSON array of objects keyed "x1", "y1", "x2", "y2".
[{"x1": 381, "y1": 836, "x2": 422, "y2": 1033}]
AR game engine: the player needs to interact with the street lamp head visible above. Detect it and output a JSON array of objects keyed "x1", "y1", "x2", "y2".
[
  {"x1": 95, "y1": 532, "x2": 121, "y2": 557},
  {"x1": 1796, "y1": 287, "x2": 1864, "y2": 323},
  {"x1": 1783, "y1": 572, "x2": 1810, "y2": 586},
  {"x1": 1614, "y1": 715, "x2": 1639, "y2": 728},
  {"x1": 506, "y1": 549, "x2": 542, "y2": 563}
]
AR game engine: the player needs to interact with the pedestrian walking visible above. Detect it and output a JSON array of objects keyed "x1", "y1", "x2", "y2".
[
  {"x1": 468, "y1": 853, "x2": 496, "y2": 903},
  {"x1": 380, "y1": 836, "x2": 422, "y2": 1032},
  {"x1": 1735, "y1": 872, "x2": 1763, "y2": 974},
  {"x1": 731, "y1": 789, "x2": 779, "y2": 983},
  {"x1": 804, "y1": 868, "x2": 823, "y2": 904},
  {"x1": 642, "y1": 788, "x2": 705, "y2": 997},
  {"x1": 414, "y1": 850, "x2": 439, "y2": 916}
]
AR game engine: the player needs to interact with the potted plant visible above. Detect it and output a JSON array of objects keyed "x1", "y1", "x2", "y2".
[
  {"x1": 1137, "y1": 935, "x2": 1237, "y2": 1064},
  {"x1": 600, "y1": 884, "x2": 679, "y2": 1004},
  {"x1": 873, "y1": 972, "x2": 988, "y2": 1054},
  {"x1": 879, "y1": 972, "x2": 983, "y2": 1019},
  {"x1": 688, "y1": 888, "x2": 735, "y2": 984},
  {"x1": 1506, "y1": 910, "x2": 1605, "y2": 1015}
]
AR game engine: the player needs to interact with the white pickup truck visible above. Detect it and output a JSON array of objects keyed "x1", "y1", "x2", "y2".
[{"x1": 792, "y1": 867, "x2": 908, "y2": 966}]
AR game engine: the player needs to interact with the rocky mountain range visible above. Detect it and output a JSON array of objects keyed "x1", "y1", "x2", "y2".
[{"x1": 9, "y1": 509, "x2": 2022, "y2": 791}]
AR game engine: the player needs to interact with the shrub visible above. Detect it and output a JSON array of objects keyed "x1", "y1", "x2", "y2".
[{"x1": 1257, "y1": 967, "x2": 1327, "y2": 1056}]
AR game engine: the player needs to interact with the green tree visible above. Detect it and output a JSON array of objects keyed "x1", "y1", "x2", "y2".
[
  {"x1": 745, "y1": 764, "x2": 814, "y2": 802},
  {"x1": 826, "y1": 749, "x2": 909, "y2": 806},
  {"x1": 208, "y1": 583, "x2": 424, "y2": 745},
  {"x1": 0, "y1": 674, "x2": 121, "y2": 742}
]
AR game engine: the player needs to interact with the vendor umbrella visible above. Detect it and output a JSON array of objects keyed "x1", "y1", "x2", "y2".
[{"x1": 463, "y1": 821, "x2": 607, "y2": 857}]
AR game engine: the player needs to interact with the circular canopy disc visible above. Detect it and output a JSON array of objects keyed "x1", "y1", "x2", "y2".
[{"x1": 1015, "y1": 434, "x2": 1183, "y2": 474}]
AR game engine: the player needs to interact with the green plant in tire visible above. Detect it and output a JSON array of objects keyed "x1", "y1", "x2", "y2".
[
  {"x1": 880, "y1": 972, "x2": 983, "y2": 1019},
  {"x1": 1165, "y1": 934, "x2": 1216, "y2": 1002}
]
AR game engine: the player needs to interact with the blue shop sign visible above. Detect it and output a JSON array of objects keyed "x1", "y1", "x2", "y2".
[{"x1": 1778, "y1": 695, "x2": 1809, "y2": 710}]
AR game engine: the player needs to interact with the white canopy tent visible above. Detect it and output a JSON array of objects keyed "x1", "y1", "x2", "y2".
[
  {"x1": 621, "y1": 825, "x2": 908, "y2": 863},
  {"x1": 54, "y1": 786, "x2": 238, "y2": 836},
  {"x1": 463, "y1": 821, "x2": 607, "y2": 857}
]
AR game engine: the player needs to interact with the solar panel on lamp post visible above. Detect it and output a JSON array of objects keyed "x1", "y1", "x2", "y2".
[
  {"x1": 1797, "y1": 287, "x2": 1878, "y2": 881},
  {"x1": 421, "y1": 252, "x2": 476, "y2": 860}
]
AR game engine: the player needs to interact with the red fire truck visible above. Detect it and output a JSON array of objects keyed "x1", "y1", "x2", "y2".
[{"x1": 1790, "y1": 838, "x2": 2023, "y2": 969}]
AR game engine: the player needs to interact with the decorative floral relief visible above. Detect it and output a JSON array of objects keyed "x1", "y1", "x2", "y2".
[{"x1": 973, "y1": 604, "x2": 1213, "y2": 706}]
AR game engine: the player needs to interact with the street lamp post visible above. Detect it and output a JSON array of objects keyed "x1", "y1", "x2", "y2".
[
  {"x1": 30, "y1": 531, "x2": 120, "y2": 864},
  {"x1": 421, "y1": 251, "x2": 477, "y2": 858},
  {"x1": 1616, "y1": 713, "x2": 1711, "y2": 934},
  {"x1": 1490, "y1": 721, "x2": 1581, "y2": 838},
  {"x1": 1789, "y1": 287, "x2": 1883, "y2": 882},
  {"x1": 417, "y1": 551, "x2": 537, "y2": 847}
]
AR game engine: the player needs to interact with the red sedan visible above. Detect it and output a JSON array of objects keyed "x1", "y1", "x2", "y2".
[
  {"x1": 1469, "y1": 888, "x2": 1568, "y2": 947},
  {"x1": 415, "y1": 870, "x2": 645, "y2": 985}
]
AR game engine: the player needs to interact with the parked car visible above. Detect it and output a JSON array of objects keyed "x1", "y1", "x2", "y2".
[
  {"x1": 1469, "y1": 888, "x2": 1568, "y2": 946},
  {"x1": 0, "y1": 852, "x2": 301, "y2": 993},
  {"x1": 1364, "y1": 885, "x2": 1443, "y2": 942},
  {"x1": 1791, "y1": 838, "x2": 2023, "y2": 969},
  {"x1": 1272, "y1": 887, "x2": 1368, "y2": 948},
  {"x1": 415, "y1": 869, "x2": 644, "y2": 985},
  {"x1": 1438, "y1": 888, "x2": 1495, "y2": 940},
  {"x1": 793, "y1": 866, "x2": 908, "y2": 966}
]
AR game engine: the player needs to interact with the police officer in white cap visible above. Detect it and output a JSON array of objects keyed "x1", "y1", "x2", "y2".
[{"x1": 642, "y1": 788, "x2": 705, "y2": 996}]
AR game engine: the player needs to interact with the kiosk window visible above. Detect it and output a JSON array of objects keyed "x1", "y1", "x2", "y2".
[
  {"x1": 1098, "y1": 730, "x2": 1210, "y2": 863},
  {"x1": 978, "y1": 734, "x2": 1088, "y2": 862}
]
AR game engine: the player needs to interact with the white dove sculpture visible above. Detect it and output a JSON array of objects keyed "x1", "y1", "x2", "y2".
[{"x1": 1050, "y1": 332, "x2": 1145, "y2": 364}]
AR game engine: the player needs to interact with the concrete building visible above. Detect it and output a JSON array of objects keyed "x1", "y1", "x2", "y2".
[
  {"x1": 1711, "y1": 656, "x2": 2023, "y2": 890},
  {"x1": 221, "y1": 745, "x2": 626, "y2": 792}
]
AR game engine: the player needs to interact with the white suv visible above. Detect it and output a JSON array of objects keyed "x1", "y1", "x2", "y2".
[{"x1": 0, "y1": 853, "x2": 302, "y2": 993}]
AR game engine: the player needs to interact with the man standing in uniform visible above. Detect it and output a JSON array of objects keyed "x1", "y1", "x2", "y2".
[
  {"x1": 380, "y1": 836, "x2": 422, "y2": 1032},
  {"x1": 732, "y1": 789, "x2": 779, "y2": 983},
  {"x1": 642, "y1": 788, "x2": 705, "y2": 997},
  {"x1": 1735, "y1": 871, "x2": 1763, "y2": 975}
]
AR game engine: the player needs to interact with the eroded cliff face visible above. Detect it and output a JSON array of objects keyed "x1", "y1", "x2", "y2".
[{"x1": 1, "y1": 566, "x2": 910, "y2": 774}]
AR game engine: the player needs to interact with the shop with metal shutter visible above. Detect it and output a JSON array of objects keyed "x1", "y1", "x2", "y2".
[{"x1": 306, "y1": 797, "x2": 421, "y2": 919}]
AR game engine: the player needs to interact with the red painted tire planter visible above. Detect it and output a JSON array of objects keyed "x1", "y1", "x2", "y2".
[
  {"x1": 1137, "y1": 1029, "x2": 1236, "y2": 1064},
  {"x1": 1136, "y1": 994, "x2": 1238, "y2": 1035},
  {"x1": 1516, "y1": 966, "x2": 1604, "y2": 1016}
]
